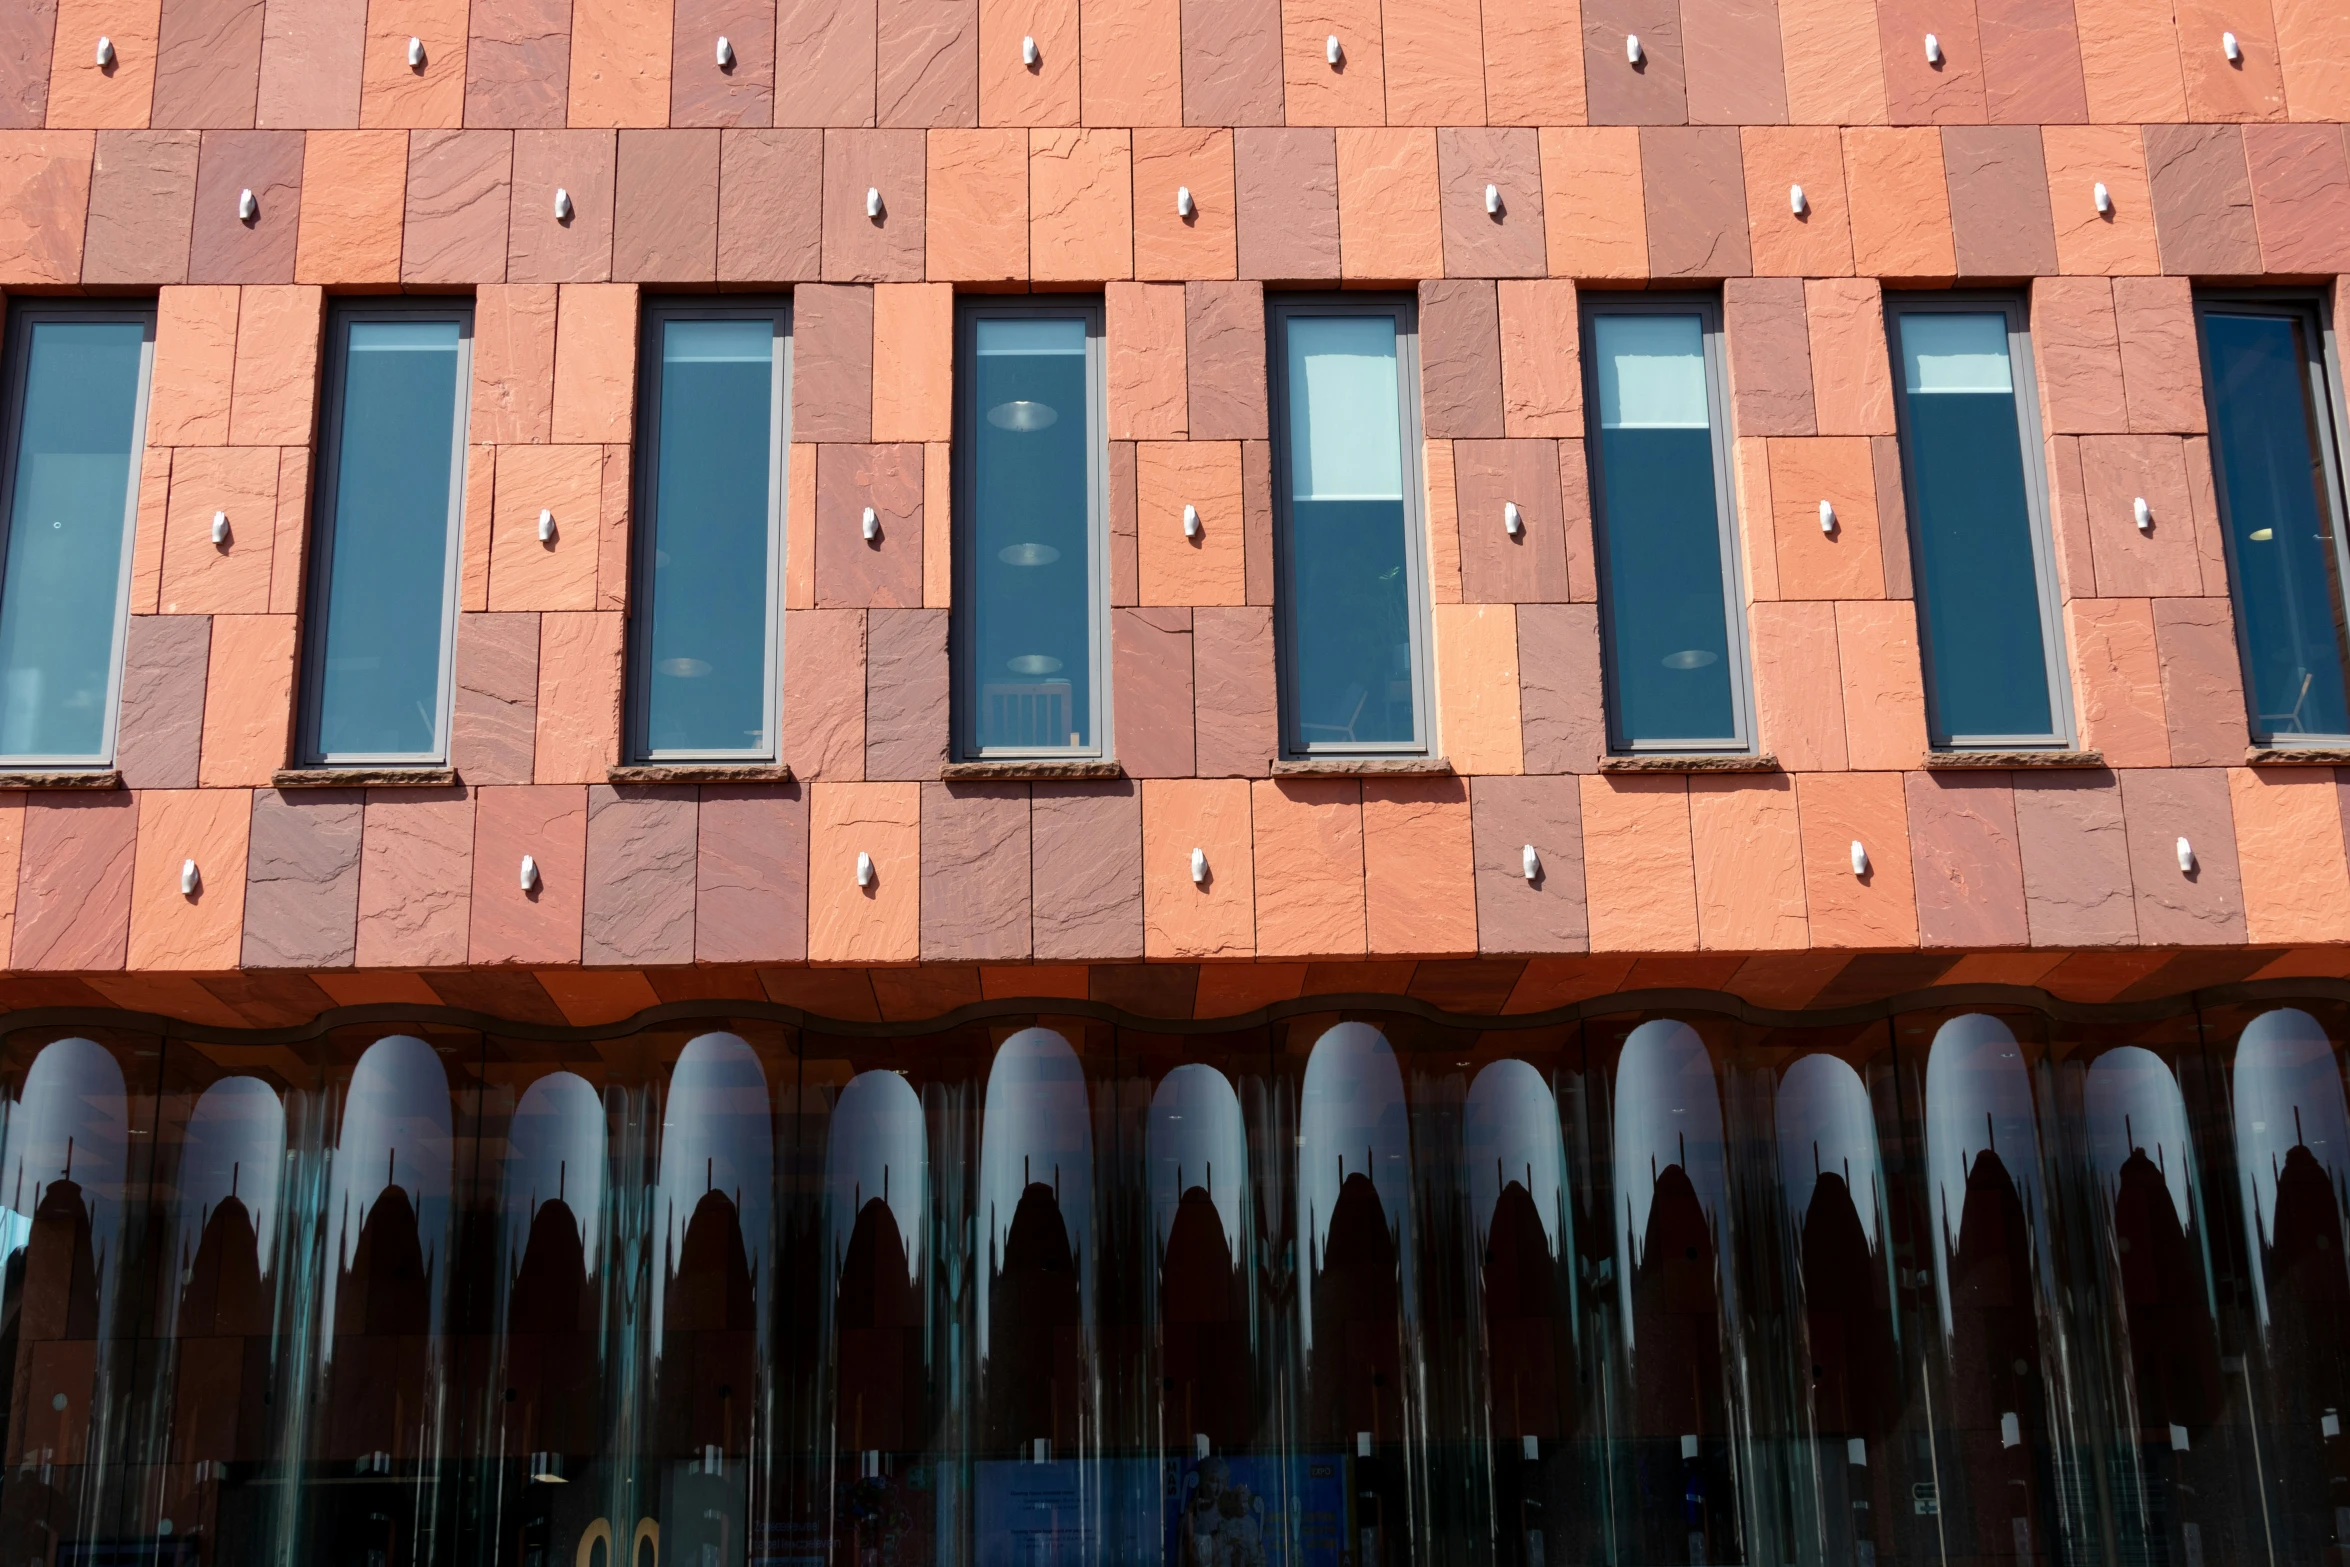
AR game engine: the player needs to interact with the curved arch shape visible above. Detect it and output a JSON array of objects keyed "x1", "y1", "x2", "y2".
[
  {"x1": 1148, "y1": 1062, "x2": 1246, "y2": 1255},
  {"x1": 1611, "y1": 1018, "x2": 1728, "y2": 1342},
  {"x1": 3, "y1": 1034, "x2": 130, "y2": 1214},
  {"x1": 1298, "y1": 1020, "x2": 1411, "y2": 1342},
  {"x1": 574, "y1": 1518, "x2": 615, "y2": 1567},
  {"x1": 653, "y1": 1032, "x2": 773, "y2": 1339},
  {"x1": 172, "y1": 1074, "x2": 287, "y2": 1275},
  {"x1": 1465, "y1": 1058, "x2": 1566, "y2": 1257},
  {"x1": 631, "y1": 1515, "x2": 659, "y2": 1567},
  {"x1": 321, "y1": 1034, "x2": 456, "y2": 1351},
  {"x1": 826, "y1": 1068, "x2": 928, "y2": 1286},
  {"x1": 2232, "y1": 1006, "x2": 2350, "y2": 1328},
  {"x1": 1775, "y1": 1053, "x2": 1882, "y2": 1251},
  {"x1": 2085, "y1": 1046, "x2": 2195, "y2": 1234},
  {"x1": 504, "y1": 1070, "x2": 607, "y2": 1274},
  {"x1": 1921, "y1": 1012, "x2": 2047, "y2": 1340},
  {"x1": 976, "y1": 1026, "x2": 1094, "y2": 1349}
]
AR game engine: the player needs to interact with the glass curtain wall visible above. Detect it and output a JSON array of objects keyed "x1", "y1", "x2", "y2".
[{"x1": 0, "y1": 998, "x2": 2345, "y2": 1564}]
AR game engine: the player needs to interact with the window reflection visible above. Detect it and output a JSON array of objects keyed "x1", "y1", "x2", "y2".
[
  {"x1": 1921, "y1": 1013, "x2": 2060, "y2": 1565},
  {"x1": 1149, "y1": 1064, "x2": 1250, "y2": 1457},
  {"x1": 1610, "y1": 1018, "x2": 1739, "y2": 1564}
]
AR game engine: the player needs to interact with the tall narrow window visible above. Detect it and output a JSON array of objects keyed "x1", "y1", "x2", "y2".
[
  {"x1": 299, "y1": 303, "x2": 472, "y2": 766},
  {"x1": 1269, "y1": 298, "x2": 1430, "y2": 756},
  {"x1": 2196, "y1": 297, "x2": 2350, "y2": 744},
  {"x1": 956, "y1": 302, "x2": 1106, "y2": 757},
  {"x1": 0, "y1": 303, "x2": 154, "y2": 765},
  {"x1": 630, "y1": 302, "x2": 788, "y2": 760},
  {"x1": 1887, "y1": 298, "x2": 2070, "y2": 749},
  {"x1": 1582, "y1": 299, "x2": 1751, "y2": 752}
]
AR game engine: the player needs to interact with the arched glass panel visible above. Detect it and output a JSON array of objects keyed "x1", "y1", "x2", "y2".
[{"x1": 1149, "y1": 1063, "x2": 1249, "y2": 1454}]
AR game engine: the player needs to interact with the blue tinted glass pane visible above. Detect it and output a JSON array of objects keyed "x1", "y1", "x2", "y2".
[
  {"x1": 1896, "y1": 311, "x2": 2055, "y2": 741},
  {"x1": 0, "y1": 320, "x2": 145, "y2": 759},
  {"x1": 315, "y1": 319, "x2": 463, "y2": 759},
  {"x1": 646, "y1": 318, "x2": 775, "y2": 754},
  {"x1": 1283, "y1": 315, "x2": 1417, "y2": 748},
  {"x1": 1590, "y1": 313, "x2": 1737, "y2": 744},
  {"x1": 2202, "y1": 311, "x2": 2350, "y2": 739},
  {"x1": 970, "y1": 317, "x2": 1093, "y2": 751}
]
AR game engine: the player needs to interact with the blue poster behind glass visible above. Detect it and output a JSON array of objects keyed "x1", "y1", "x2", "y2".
[{"x1": 1163, "y1": 1453, "x2": 1347, "y2": 1567}]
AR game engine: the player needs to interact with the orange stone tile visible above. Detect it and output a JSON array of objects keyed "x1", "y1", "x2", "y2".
[
  {"x1": 1835, "y1": 598, "x2": 1929, "y2": 769},
  {"x1": 460, "y1": 443, "x2": 494, "y2": 611},
  {"x1": 1796, "y1": 771, "x2": 1918, "y2": 948},
  {"x1": 199, "y1": 613, "x2": 297, "y2": 785},
  {"x1": 1083, "y1": 0, "x2": 1184, "y2": 125},
  {"x1": 468, "y1": 785, "x2": 586, "y2": 966},
  {"x1": 924, "y1": 439, "x2": 951, "y2": 606},
  {"x1": 2175, "y1": 0, "x2": 2286, "y2": 121},
  {"x1": 471, "y1": 283, "x2": 559, "y2": 445},
  {"x1": 1499, "y1": 278, "x2": 1580, "y2": 437},
  {"x1": 1282, "y1": 0, "x2": 1386, "y2": 126},
  {"x1": 127, "y1": 787, "x2": 250, "y2": 971},
  {"x1": 130, "y1": 446, "x2": 172, "y2": 613},
  {"x1": 160, "y1": 446, "x2": 279, "y2": 615},
  {"x1": 1029, "y1": 128, "x2": 1133, "y2": 281},
  {"x1": 807, "y1": 781, "x2": 921, "y2": 962},
  {"x1": 1143, "y1": 777, "x2": 1256, "y2": 958},
  {"x1": 786, "y1": 443, "x2": 818, "y2": 608},
  {"x1": 0, "y1": 131, "x2": 96, "y2": 286},
  {"x1": 1750, "y1": 600, "x2": 1849, "y2": 770},
  {"x1": 1335, "y1": 127, "x2": 1442, "y2": 282},
  {"x1": 148, "y1": 286, "x2": 240, "y2": 448},
  {"x1": 1539, "y1": 128, "x2": 1645, "y2": 281},
  {"x1": 1137, "y1": 441, "x2": 1246, "y2": 605},
  {"x1": 1108, "y1": 281, "x2": 1188, "y2": 439},
  {"x1": 2274, "y1": 0, "x2": 2350, "y2": 120},
  {"x1": 1484, "y1": 0, "x2": 1584, "y2": 126},
  {"x1": 1250, "y1": 777, "x2": 1366, "y2": 957},
  {"x1": 47, "y1": 0, "x2": 160, "y2": 128},
  {"x1": 1434, "y1": 603, "x2": 1523, "y2": 773},
  {"x1": 294, "y1": 130, "x2": 407, "y2": 285},
  {"x1": 1841, "y1": 127, "x2": 1956, "y2": 282},
  {"x1": 535, "y1": 967, "x2": 661, "y2": 1024},
  {"x1": 1134, "y1": 127, "x2": 1237, "y2": 280},
  {"x1": 532, "y1": 610, "x2": 622, "y2": 782},
  {"x1": 1804, "y1": 278, "x2": 1895, "y2": 437},
  {"x1": 2042, "y1": 125, "x2": 2159, "y2": 275},
  {"x1": 2228, "y1": 766, "x2": 2350, "y2": 944},
  {"x1": 271, "y1": 446, "x2": 312, "y2": 613},
  {"x1": 981, "y1": 0, "x2": 1079, "y2": 124},
  {"x1": 551, "y1": 284, "x2": 639, "y2": 445},
  {"x1": 1768, "y1": 437, "x2": 1882, "y2": 601},
  {"x1": 1194, "y1": 961, "x2": 1309, "y2": 1015},
  {"x1": 1690, "y1": 775, "x2": 1809, "y2": 950},
  {"x1": 489, "y1": 444, "x2": 603, "y2": 612},
  {"x1": 361, "y1": 0, "x2": 469, "y2": 127},
  {"x1": 1362, "y1": 778, "x2": 1476, "y2": 956},
  {"x1": 927, "y1": 128, "x2": 1030, "y2": 282},
  {"x1": 1425, "y1": 439, "x2": 1462, "y2": 603},
  {"x1": 1383, "y1": 0, "x2": 1487, "y2": 123},
  {"x1": 1742, "y1": 126, "x2": 1855, "y2": 278},
  {"x1": 1732, "y1": 435, "x2": 1777, "y2": 601},
  {"x1": 2075, "y1": 0, "x2": 2186, "y2": 121},
  {"x1": 1781, "y1": 0, "x2": 1889, "y2": 123},
  {"x1": 872, "y1": 283, "x2": 954, "y2": 443},
  {"x1": 598, "y1": 442, "x2": 629, "y2": 610},
  {"x1": 569, "y1": 0, "x2": 675, "y2": 126},
  {"x1": 1578, "y1": 774, "x2": 1697, "y2": 952},
  {"x1": 2064, "y1": 597, "x2": 2170, "y2": 767},
  {"x1": 229, "y1": 286, "x2": 323, "y2": 447}
]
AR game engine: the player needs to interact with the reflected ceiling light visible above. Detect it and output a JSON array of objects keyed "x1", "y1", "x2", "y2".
[
  {"x1": 657, "y1": 656, "x2": 712, "y2": 677},
  {"x1": 999, "y1": 542, "x2": 1061, "y2": 566},
  {"x1": 1661, "y1": 649, "x2": 1717, "y2": 669},
  {"x1": 1008, "y1": 654, "x2": 1064, "y2": 674},
  {"x1": 2248, "y1": 527, "x2": 2273, "y2": 541},
  {"x1": 987, "y1": 399, "x2": 1058, "y2": 431}
]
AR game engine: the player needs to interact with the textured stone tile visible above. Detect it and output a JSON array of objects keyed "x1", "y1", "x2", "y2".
[
  {"x1": 488, "y1": 443, "x2": 601, "y2": 611},
  {"x1": 116, "y1": 614, "x2": 210, "y2": 788},
  {"x1": 582, "y1": 784, "x2": 696, "y2": 965},
  {"x1": 126, "y1": 787, "x2": 250, "y2": 970},
  {"x1": 1641, "y1": 125, "x2": 1752, "y2": 277},
  {"x1": 1363, "y1": 778, "x2": 1476, "y2": 955},
  {"x1": 255, "y1": 0, "x2": 363, "y2": 126},
  {"x1": 1742, "y1": 125, "x2": 1853, "y2": 277},
  {"x1": 2112, "y1": 276, "x2": 2202, "y2": 435},
  {"x1": 2274, "y1": 0, "x2": 2350, "y2": 122},
  {"x1": 1975, "y1": 0, "x2": 2086, "y2": 124},
  {"x1": 1690, "y1": 774, "x2": 1809, "y2": 950},
  {"x1": 551, "y1": 282, "x2": 637, "y2": 445},
  {"x1": 1114, "y1": 606, "x2": 1195, "y2": 777},
  {"x1": 1332, "y1": 126, "x2": 1438, "y2": 282},
  {"x1": 0, "y1": 0, "x2": 60, "y2": 129},
  {"x1": 1684, "y1": 0, "x2": 1789, "y2": 125},
  {"x1": 1133, "y1": 126, "x2": 1234, "y2": 278},
  {"x1": 1497, "y1": 279, "x2": 1580, "y2": 439},
  {"x1": 1082, "y1": 0, "x2": 1179, "y2": 124},
  {"x1": 451, "y1": 611, "x2": 539, "y2": 784},
  {"x1": 673, "y1": 0, "x2": 775, "y2": 125},
  {"x1": 1243, "y1": 437, "x2": 1274, "y2": 602},
  {"x1": 924, "y1": 125, "x2": 1027, "y2": 280},
  {"x1": 1841, "y1": 126, "x2": 1956, "y2": 280},
  {"x1": 2042, "y1": 124, "x2": 2157, "y2": 277},
  {"x1": 866, "y1": 606, "x2": 948, "y2": 779},
  {"x1": 1454, "y1": 438, "x2": 1569, "y2": 604},
  {"x1": 695, "y1": 783, "x2": 807, "y2": 963},
  {"x1": 14, "y1": 793, "x2": 138, "y2": 972},
  {"x1": 225, "y1": 285, "x2": 317, "y2": 446},
  {"x1": 1834, "y1": 599, "x2": 1929, "y2": 768},
  {"x1": 613, "y1": 127, "x2": 719, "y2": 282},
  {"x1": 357, "y1": 0, "x2": 468, "y2": 128},
  {"x1": 872, "y1": 283, "x2": 954, "y2": 445},
  {"x1": 1107, "y1": 283, "x2": 1185, "y2": 441},
  {"x1": 148, "y1": 298, "x2": 236, "y2": 448},
  {"x1": 1193, "y1": 605, "x2": 1274, "y2": 777},
  {"x1": 1749, "y1": 600, "x2": 1847, "y2": 770},
  {"x1": 793, "y1": 290, "x2": 877, "y2": 453},
  {"x1": 506, "y1": 131, "x2": 615, "y2": 282},
  {"x1": 1234, "y1": 126, "x2": 1337, "y2": 281},
  {"x1": 1804, "y1": 279, "x2": 1893, "y2": 437},
  {"x1": 1517, "y1": 602, "x2": 1604, "y2": 774},
  {"x1": 1384, "y1": 0, "x2": 1484, "y2": 122},
  {"x1": 2030, "y1": 275, "x2": 2124, "y2": 434},
  {"x1": 877, "y1": 0, "x2": 976, "y2": 125},
  {"x1": 807, "y1": 781, "x2": 920, "y2": 962},
  {"x1": 2080, "y1": 434, "x2": 2200, "y2": 597},
  {"x1": 2013, "y1": 770, "x2": 2137, "y2": 946},
  {"x1": 197, "y1": 612, "x2": 295, "y2": 785},
  {"x1": 1578, "y1": 774, "x2": 1694, "y2": 951},
  {"x1": 784, "y1": 607, "x2": 866, "y2": 779},
  {"x1": 2152, "y1": 597, "x2": 2246, "y2": 766},
  {"x1": 1796, "y1": 771, "x2": 1916, "y2": 948},
  {"x1": 920, "y1": 782, "x2": 1030, "y2": 960},
  {"x1": 464, "y1": 0, "x2": 570, "y2": 128},
  {"x1": 1780, "y1": 0, "x2": 1886, "y2": 124},
  {"x1": 1249, "y1": 778, "x2": 1363, "y2": 958},
  {"x1": 161, "y1": 445, "x2": 277, "y2": 614},
  {"x1": 1032, "y1": 779, "x2": 1142, "y2": 958},
  {"x1": 1185, "y1": 281, "x2": 1268, "y2": 442},
  {"x1": 47, "y1": 0, "x2": 162, "y2": 129},
  {"x1": 1943, "y1": 125, "x2": 2057, "y2": 277},
  {"x1": 530, "y1": 610, "x2": 621, "y2": 783},
  {"x1": 568, "y1": 0, "x2": 673, "y2": 127},
  {"x1": 2244, "y1": 124, "x2": 2350, "y2": 275},
  {"x1": 471, "y1": 286, "x2": 557, "y2": 449},
  {"x1": 717, "y1": 127, "x2": 822, "y2": 281},
  {"x1": 401, "y1": 127, "x2": 509, "y2": 284},
  {"x1": 1419, "y1": 279, "x2": 1503, "y2": 440},
  {"x1": 242, "y1": 786, "x2": 363, "y2": 967},
  {"x1": 2065, "y1": 598, "x2": 2170, "y2": 768},
  {"x1": 1769, "y1": 437, "x2": 1880, "y2": 600},
  {"x1": 2144, "y1": 123, "x2": 2261, "y2": 277},
  {"x1": 2227, "y1": 767, "x2": 2350, "y2": 945},
  {"x1": 189, "y1": 128, "x2": 302, "y2": 282},
  {"x1": 1031, "y1": 126, "x2": 1132, "y2": 280},
  {"x1": 469, "y1": 783, "x2": 587, "y2": 964},
  {"x1": 1436, "y1": 127, "x2": 1545, "y2": 279},
  {"x1": 980, "y1": 0, "x2": 1079, "y2": 124},
  {"x1": 291, "y1": 128, "x2": 405, "y2": 283},
  {"x1": 776, "y1": 0, "x2": 877, "y2": 124},
  {"x1": 2074, "y1": 0, "x2": 2183, "y2": 122},
  {"x1": 1110, "y1": 439, "x2": 1139, "y2": 604},
  {"x1": 1281, "y1": 0, "x2": 1386, "y2": 127},
  {"x1": 1180, "y1": 0, "x2": 1281, "y2": 125},
  {"x1": 1538, "y1": 126, "x2": 1647, "y2": 279},
  {"x1": 84, "y1": 130, "x2": 197, "y2": 283},
  {"x1": 2175, "y1": 0, "x2": 2284, "y2": 121},
  {"x1": 1583, "y1": 0, "x2": 1686, "y2": 124},
  {"x1": 1873, "y1": 434, "x2": 1913, "y2": 597},
  {"x1": 1435, "y1": 602, "x2": 1522, "y2": 773},
  {"x1": 1484, "y1": 0, "x2": 1584, "y2": 126},
  {"x1": 2120, "y1": 767, "x2": 2245, "y2": 946},
  {"x1": 354, "y1": 785, "x2": 471, "y2": 966},
  {"x1": 1724, "y1": 276, "x2": 1814, "y2": 436},
  {"x1": 1874, "y1": 0, "x2": 1986, "y2": 124},
  {"x1": 0, "y1": 130, "x2": 94, "y2": 284},
  {"x1": 1903, "y1": 770, "x2": 2028, "y2": 947},
  {"x1": 814, "y1": 443, "x2": 923, "y2": 608},
  {"x1": 1468, "y1": 776, "x2": 1586, "y2": 952}
]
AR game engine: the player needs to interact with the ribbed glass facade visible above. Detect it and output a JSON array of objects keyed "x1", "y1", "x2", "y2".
[{"x1": 2, "y1": 995, "x2": 2345, "y2": 1566}]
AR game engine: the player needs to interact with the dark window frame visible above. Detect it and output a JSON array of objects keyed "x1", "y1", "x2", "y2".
[
  {"x1": 1578, "y1": 291, "x2": 1757, "y2": 755},
  {"x1": 626, "y1": 296, "x2": 793, "y2": 764},
  {"x1": 1885, "y1": 290, "x2": 2074, "y2": 751},
  {"x1": 1266, "y1": 292, "x2": 1434, "y2": 760},
  {"x1": 951, "y1": 296, "x2": 1111, "y2": 762},
  {"x1": 0, "y1": 299, "x2": 156, "y2": 770},
  {"x1": 2193, "y1": 287, "x2": 2350, "y2": 748},
  {"x1": 296, "y1": 298, "x2": 475, "y2": 768}
]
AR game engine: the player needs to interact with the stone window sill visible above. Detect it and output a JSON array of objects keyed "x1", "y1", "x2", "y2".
[
  {"x1": 942, "y1": 759, "x2": 1123, "y2": 781},
  {"x1": 1921, "y1": 749, "x2": 2104, "y2": 770},
  {"x1": 1598, "y1": 752, "x2": 1778, "y2": 774},
  {"x1": 274, "y1": 767, "x2": 459, "y2": 788},
  {"x1": 0, "y1": 769, "x2": 121, "y2": 790},
  {"x1": 2245, "y1": 745, "x2": 2350, "y2": 767},
  {"x1": 1270, "y1": 756, "x2": 1453, "y2": 777},
  {"x1": 609, "y1": 762, "x2": 795, "y2": 785}
]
